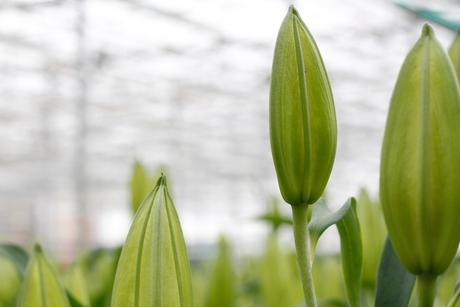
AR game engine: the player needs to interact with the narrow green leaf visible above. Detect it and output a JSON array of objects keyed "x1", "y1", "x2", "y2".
[
  {"x1": 308, "y1": 198, "x2": 351, "y2": 262},
  {"x1": 356, "y1": 190, "x2": 386, "y2": 289},
  {"x1": 64, "y1": 262, "x2": 91, "y2": 307},
  {"x1": 312, "y1": 255, "x2": 345, "y2": 301},
  {"x1": 17, "y1": 244, "x2": 71, "y2": 307},
  {"x1": 448, "y1": 28, "x2": 460, "y2": 81},
  {"x1": 447, "y1": 278, "x2": 460, "y2": 307},
  {"x1": 112, "y1": 175, "x2": 193, "y2": 307},
  {"x1": 297, "y1": 298, "x2": 348, "y2": 307},
  {"x1": 204, "y1": 237, "x2": 234, "y2": 307},
  {"x1": 336, "y1": 197, "x2": 362, "y2": 307},
  {"x1": 374, "y1": 237, "x2": 415, "y2": 307},
  {"x1": 81, "y1": 248, "x2": 119, "y2": 307},
  {"x1": 260, "y1": 234, "x2": 303, "y2": 307},
  {"x1": 317, "y1": 298, "x2": 349, "y2": 307},
  {"x1": 456, "y1": 278, "x2": 460, "y2": 295},
  {"x1": 0, "y1": 243, "x2": 29, "y2": 279},
  {"x1": 67, "y1": 291, "x2": 86, "y2": 307},
  {"x1": 130, "y1": 161, "x2": 149, "y2": 214}
]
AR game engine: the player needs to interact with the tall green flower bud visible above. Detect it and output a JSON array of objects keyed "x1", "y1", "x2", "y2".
[
  {"x1": 380, "y1": 24, "x2": 460, "y2": 278},
  {"x1": 270, "y1": 5, "x2": 337, "y2": 206}
]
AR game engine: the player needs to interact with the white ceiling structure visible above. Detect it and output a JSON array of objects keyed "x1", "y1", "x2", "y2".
[{"x1": 0, "y1": 0, "x2": 456, "y2": 259}]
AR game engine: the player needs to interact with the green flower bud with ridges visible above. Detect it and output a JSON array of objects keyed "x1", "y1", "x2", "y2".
[
  {"x1": 17, "y1": 245, "x2": 71, "y2": 307},
  {"x1": 380, "y1": 24, "x2": 460, "y2": 279},
  {"x1": 269, "y1": 5, "x2": 337, "y2": 206},
  {"x1": 112, "y1": 175, "x2": 193, "y2": 307}
]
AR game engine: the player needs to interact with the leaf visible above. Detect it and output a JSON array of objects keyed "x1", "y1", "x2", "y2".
[
  {"x1": 0, "y1": 256, "x2": 22, "y2": 307},
  {"x1": 64, "y1": 262, "x2": 91, "y2": 307},
  {"x1": 297, "y1": 298, "x2": 348, "y2": 307},
  {"x1": 256, "y1": 197, "x2": 292, "y2": 233},
  {"x1": 204, "y1": 237, "x2": 234, "y2": 307},
  {"x1": 130, "y1": 161, "x2": 150, "y2": 214},
  {"x1": 374, "y1": 237, "x2": 416, "y2": 307},
  {"x1": 260, "y1": 234, "x2": 303, "y2": 307},
  {"x1": 312, "y1": 255, "x2": 345, "y2": 301},
  {"x1": 81, "y1": 247, "x2": 120, "y2": 307},
  {"x1": 67, "y1": 291, "x2": 86, "y2": 307},
  {"x1": 356, "y1": 190, "x2": 386, "y2": 288},
  {"x1": 456, "y1": 279, "x2": 460, "y2": 295},
  {"x1": 447, "y1": 278, "x2": 460, "y2": 307},
  {"x1": 317, "y1": 298, "x2": 349, "y2": 307},
  {"x1": 448, "y1": 28, "x2": 460, "y2": 82},
  {"x1": 17, "y1": 244, "x2": 71, "y2": 307},
  {"x1": 308, "y1": 198, "x2": 351, "y2": 262},
  {"x1": 0, "y1": 243, "x2": 29, "y2": 279},
  {"x1": 336, "y1": 197, "x2": 362, "y2": 307},
  {"x1": 112, "y1": 175, "x2": 193, "y2": 307}
]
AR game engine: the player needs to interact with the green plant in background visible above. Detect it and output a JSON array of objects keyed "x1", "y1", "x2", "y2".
[
  {"x1": 448, "y1": 29, "x2": 460, "y2": 81},
  {"x1": 80, "y1": 248, "x2": 120, "y2": 307},
  {"x1": 356, "y1": 190, "x2": 387, "y2": 304},
  {"x1": 312, "y1": 255, "x2": 346, "y2": 306},
  {"x1": 437, "y1": 258, "x2": 460, "y2": 307},
  {"x1": 0, "y1": 256, "x2": 21, "y2": 307},
  {"x1": 130, "y1": 161, "x2": 169, "y2": 214},
  {"x1": 256, "y1": 197, "x2": 292, "y2": 234},
  {"x1": 203, "y1": 237, "x2": 234, "y2": 307},
  {"x1": 259, "y1": 234, "x2": 303, "y2": 307},
  {"x1": 64, "y1": 261, "x2": 91, "y2": 307}
]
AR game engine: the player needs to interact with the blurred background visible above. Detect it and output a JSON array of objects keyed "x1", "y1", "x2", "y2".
[{"x1": 0, "y1": 0, "x2": 459, "y2": 262}]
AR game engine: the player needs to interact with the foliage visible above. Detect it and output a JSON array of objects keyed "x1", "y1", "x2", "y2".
[{"x1": 203, "y1": 237, "x2": 234, "y2": 307}]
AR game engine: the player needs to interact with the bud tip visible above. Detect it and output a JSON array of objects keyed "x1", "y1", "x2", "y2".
[
  {"x1": 156, "y1": 173, "x2": 167, "y2": 187},
  {"x1": 34, "y1": 244, "x2": 42, "y2": 253},
  {"x1": 288, "y1": 4, "x2": 298, "y2": 16},
  {"x1": 421, "y1": 23, "x2": 434, "y2": 37}
]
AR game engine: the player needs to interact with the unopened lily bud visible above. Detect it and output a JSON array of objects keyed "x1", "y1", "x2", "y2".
[
  {"x1": 18, "y1": 245, "x2": 71, "y2": 307},
  {"x1": 269, "y1": 5, "x2": 337, "y2": 206},
  {"x1": 112, "y1": 175, "x2": 192, "y2": 307},
  {"x1": 380, "y1": 24, "x2": 460, "y2": 276}
]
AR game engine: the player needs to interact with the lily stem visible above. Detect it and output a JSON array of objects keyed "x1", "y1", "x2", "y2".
[
  {"x1": 417, "y1": 274, "x2": 437, "y2": 307},
  {"x1": 292, "y1": 204, "x2": 318, "y2": 307}
]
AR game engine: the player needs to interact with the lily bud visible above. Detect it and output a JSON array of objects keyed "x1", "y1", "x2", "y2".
[
  {"x1": 380, "y1": 24, "x2": 460, "y2": 276},
  {"x1": 112, "y1": 175, "x2": 193, "y2": 307},
  {"x1": 270, "y1": 5, "x2": 337, "y2": 206},
  {"x1": 17, "y1": 245, "x2": 71, "y2": 307}
]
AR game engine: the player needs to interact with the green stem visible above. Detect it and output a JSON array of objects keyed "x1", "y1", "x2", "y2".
[
  {"x1": 417, "y1": 274, "x2": 437, "y2": 307},
  {"x1": 292, "y1": 204, "x2": 318, "y2": 307}
]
